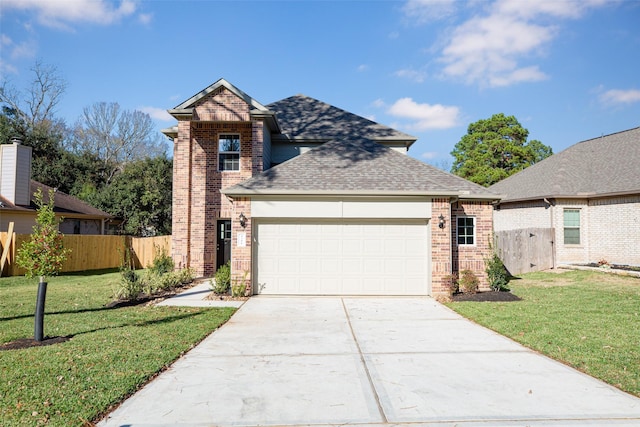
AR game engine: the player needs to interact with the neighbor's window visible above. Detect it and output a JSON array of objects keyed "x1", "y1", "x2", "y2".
[
  {"x1": 457, "y1": 217, "x2": 475, "y2": 245},
  {"x1": 218, "y1": 134, "x2": 240, "y2": 171},
  {"x1": 563, "y1": 208, "x2": 581, "y2": 245}
]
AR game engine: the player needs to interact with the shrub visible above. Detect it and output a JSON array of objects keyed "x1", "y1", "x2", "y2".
[
  {"x1": 212, "y1": 261, "x2": 231, "y2": 294},
  {"x1": 116, "y1": 246, "x2": 142, "y2": 300},
  {"x1": 116, "y1": 268, "x2": 142, "y2": 300},
  {"x1": 176, "y1": 267, "x2": 195, "y2": 285},
  {"x1": 231, "y1": 270, "x2": 250, "y2": 297},
  {"x1": 485, "y1": 253, "x2": 510, "y2": 292},
  {"x1": 149, "y1": 244, "x2": 174, "y2": 275},
  {"x1": 442, "y1": 273, "x2": 459, "y2": 295},
  {"x1": 459, "y1": 269, "x2": 479, "y2": 294}
]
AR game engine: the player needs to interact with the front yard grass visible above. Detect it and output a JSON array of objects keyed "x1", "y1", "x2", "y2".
[
  {"x1": 447, "y1": 269, "x2": 640, "y2": 397},
  {"x1": 0, "y1": 270, "x2": 235, "y2": 426}
]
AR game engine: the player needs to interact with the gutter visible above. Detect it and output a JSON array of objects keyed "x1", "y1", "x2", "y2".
[{"x1": 221, "y1": 188, "x2": 501, "y2": 201}]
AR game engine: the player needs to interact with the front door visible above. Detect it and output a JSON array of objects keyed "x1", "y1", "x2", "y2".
[{"x1": 216, "y1": 220, "x2": 231, "y2": 271}]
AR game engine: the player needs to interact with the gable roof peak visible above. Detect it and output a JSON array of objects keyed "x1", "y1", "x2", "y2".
[{"x1": 172, "y1": 78, "x2": 270, "y2": 112}]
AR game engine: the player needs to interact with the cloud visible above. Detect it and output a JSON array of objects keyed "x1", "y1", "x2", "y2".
[
  {"x1": 357, "y1": 64, "x2": 369, "y2": 72},
  {"x1": 600, "y1": 89, "x2": 640, "y2": 105},
  {"x1": 1, "y1": 0, "x2": 137, "y2": 30},
  {"x1": 387, "y1": 97, "x2": 460, "y2": 130},
  {"x1": 402, "y1": 0, "x2": 457, "y2": 23},
  {"x1": 0, "y1": 60, "x2": 18, "y2": 76},
  {"x1": 138, "y1": 13, "x2": 153, "y2": 26},
  {"x1": 138, "y1": 106, "x2": 173, "y2": 122},
  {"x1": 421, "y1": 151, "x2": 438, "y2": 159},
  {"x1": 0, "y1": 34, "x2": 37, "y2": 60},
  {"x1": 394, "y1": 68, "x2": 427, "y2": 83},
  {"x1": 432, "y1": 0, "x2": 610, "y2": 87},
  {"x1": 371, "y1": 98, "x2": 386, "y2": 108}
]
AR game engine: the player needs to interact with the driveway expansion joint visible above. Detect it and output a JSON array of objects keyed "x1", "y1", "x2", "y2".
[{"x1": 341, "y1": 297, "x2": 388, "y2": 424}]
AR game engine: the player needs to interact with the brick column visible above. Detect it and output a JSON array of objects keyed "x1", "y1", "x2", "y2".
[
  {"x1": 231, "y1": 197, "x2": 252, "y2": 295},
  {"x1": 171, "y1": 120, "x2": 192, "y2": 270},
  {"x1": 431, "y1": 198, "x2": 452, "y2": 297}
]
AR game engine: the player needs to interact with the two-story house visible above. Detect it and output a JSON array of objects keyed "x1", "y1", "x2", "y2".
[{"x1": 162, "y1": 79, "x2": 500, "y2": 298}]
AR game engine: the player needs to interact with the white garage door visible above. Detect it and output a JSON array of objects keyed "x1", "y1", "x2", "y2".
[{"x1": 255, "y1": 221, "x2": 429, "y2": 295}]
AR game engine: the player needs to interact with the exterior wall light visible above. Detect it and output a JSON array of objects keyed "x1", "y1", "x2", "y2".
[
  {"x1": 438, "y1": 214, "x2": 446, "y2": 229},
  {"x1": 239, "y1": 212, "x2": 247, "y2": 228}
]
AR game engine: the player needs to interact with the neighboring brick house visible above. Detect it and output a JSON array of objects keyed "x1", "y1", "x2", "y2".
[
  {"x1": 490, "y1": 127, "x2": 640, "y2": 267},
  {"x1": 162, "y1": 78, "x2": 500, "y2": 297},
  {"x1": 0, "y1": 142, "x2": 113, "y2": 235}
]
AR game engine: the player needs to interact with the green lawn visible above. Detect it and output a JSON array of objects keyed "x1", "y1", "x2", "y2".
[
  {"x1": 447, "y1": 269, "x2": 640, "y2": 397},
  {"x1": 0, "y1": 271, "x2": 235, "y2": 426}
]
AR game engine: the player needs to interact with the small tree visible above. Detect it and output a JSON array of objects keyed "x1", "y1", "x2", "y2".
[{"x1": 16, "y1": 188, "x2": 70, "y2": 341}]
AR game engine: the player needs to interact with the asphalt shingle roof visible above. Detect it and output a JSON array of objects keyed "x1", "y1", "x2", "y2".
[
  {"x1": 267, "y1": 95, "x2": 417, "y2": 144},
  {"x1": 223, "y1": 137, "x2": 498, "y2": 198},
  {"x1": 0, "y1": 180, "x2": 112, "y2": 218},
  {"x1": 489, "y1": 127, "x2": 640, "y2": 202}
]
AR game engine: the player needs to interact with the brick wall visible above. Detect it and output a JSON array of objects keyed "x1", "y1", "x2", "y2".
[
  {"x1": 452, "y1": 200, "x2": 493, "y2": 291},
  {"x1": 170, "y1": 87, "x2": 262, "y2": 277},
  {"x1": 430, "y1": 198, "x2": 452, "y2": 296},
  {"x1": 231, "y1": 197, "x2": 252, "y2": 294}
]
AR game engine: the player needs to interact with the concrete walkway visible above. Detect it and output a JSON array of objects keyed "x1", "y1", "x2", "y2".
[
  {"x1": 99, "y1": 297, "x2": 640, "y2": 427},
  {"x1": 155, "y1": 281, "x2": 244, "y2": 308}
]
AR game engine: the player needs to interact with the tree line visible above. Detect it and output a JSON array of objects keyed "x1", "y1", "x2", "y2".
[{"x1": 0, "y1": 62, "x2": 171, "y2": 236}]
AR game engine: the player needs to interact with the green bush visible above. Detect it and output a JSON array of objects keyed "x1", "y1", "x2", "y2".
[
  {"x1": 459, "y1": 269, "x2": 479, "y2": 294},
  {"x1": 212, "y1": 261, "x2": 231, "y2": 294},
  {"x1": 176, "y1": 267, "x2": 195, "y2": 285},
  {"x1": 485, "y1": 252, "x2": 510, "y2": 291},
  {"x1": 116, "y1": 268, "x2": 142, "y2": 300},
  {"x1": 149, "y1": 244, "x2": 174, "y2": 275}
]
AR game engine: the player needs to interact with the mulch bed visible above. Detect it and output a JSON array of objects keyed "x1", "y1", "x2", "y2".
[
  {"x1": 452, "y1": 291, "x2": 521, "y2": 302},
  {"x1": 1, "y1": 336, "x2": 72, "y2": 351}
]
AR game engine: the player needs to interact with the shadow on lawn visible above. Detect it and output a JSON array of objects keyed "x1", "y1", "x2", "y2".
[{"x1": 1, "y1": 310, "x2": 206, "y2": 351}]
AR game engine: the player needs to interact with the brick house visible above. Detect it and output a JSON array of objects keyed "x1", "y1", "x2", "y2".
[
  {"x1": 490, "y1": 127, "x2": 640, "y2": 267},
  {"x1": 162, "y1": 78, "x2": 500, "y2": 297}
]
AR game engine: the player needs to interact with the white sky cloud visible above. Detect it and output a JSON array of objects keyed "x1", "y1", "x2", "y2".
[
  {"x1": 1, "y1": 0, "x2": 137, "y2": 30},
  {"x1": 600, "y1": 89, "x2": 640, "y2": 105},
  {"x1": 394, "y1": 68, "x2": 427, "y2": 83},
  {"x1": 357, "y1": 64, "x2": 369, "y2": 72},
  {"x1": 402, "y1": 0, "x2": 456, "y2": 23},
  {"x1": 387, "y1": 97, "x2": 460, "y2": 130},
  {"x1": 421, "y1": 151, "x2": 438, "y2": 159},
  {"x1": 404, "y1": 0, "x2": 611, "y2": 88},
  {"x1": 138, "y1": 106, "x2": 173, "y2": 122},
  {"x1": 138, "y1": 13, "x2": 153, "y2": 26}
]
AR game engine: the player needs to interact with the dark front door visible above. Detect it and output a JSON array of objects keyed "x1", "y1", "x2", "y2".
[{"x1": 216, "y1": 220, "x2": 231, "y2": 271}]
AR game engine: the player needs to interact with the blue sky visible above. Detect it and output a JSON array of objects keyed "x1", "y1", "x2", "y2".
[{"x1": 1, "y1": 0, "x2": 639, "y2": 167}]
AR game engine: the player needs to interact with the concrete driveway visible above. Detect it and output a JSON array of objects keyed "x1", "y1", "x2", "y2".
[{"x1": 99, "y1": 297, "x2": 640, "y2": 426}]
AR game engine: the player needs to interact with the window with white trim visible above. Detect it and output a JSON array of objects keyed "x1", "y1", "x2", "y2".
[
  {"x1": 563, "y1": 208, "x2": 580, "y2": 245},
  {"x1": 457, "y1": 217, "x2": 475, "y2": 245},
  {"x1": 218, "y1": 134, "x2": 240, "y2": 171}
]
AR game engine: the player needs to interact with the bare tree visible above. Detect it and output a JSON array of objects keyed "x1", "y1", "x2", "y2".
[
  {"x1": 0, "y1": 60, "x2": 67, "y2": 130},
  {"x1": 72, "y1": 102, "x2": 166, "y2": 183}
]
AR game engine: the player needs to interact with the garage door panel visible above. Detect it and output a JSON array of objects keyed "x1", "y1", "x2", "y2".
[{"x1": 256, "y1": 221, "x2": 429, "y2": 295}]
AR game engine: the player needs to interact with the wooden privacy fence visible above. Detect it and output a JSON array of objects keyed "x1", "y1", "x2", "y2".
[
  {"x1": 494, "y1": 228, "x2": 555, "y2": 276},
  {"x1": 0, "y1": 233, "x2": 170, "y2": 277}
]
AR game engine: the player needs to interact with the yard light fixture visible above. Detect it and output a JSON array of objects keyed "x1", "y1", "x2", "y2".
[
  {"x1": 239, "y1": 212, "x2": 247, "y2": 228},
  {"x1": 438, "y1": 214, "x2": 446, "y2": 229}
]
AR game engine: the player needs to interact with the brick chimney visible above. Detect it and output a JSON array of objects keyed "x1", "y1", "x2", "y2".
[{"x1": 0, "y1": 139, "x2": 32, "y2": 206}]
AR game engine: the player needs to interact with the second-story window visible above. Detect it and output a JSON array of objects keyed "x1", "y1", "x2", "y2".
[{"x1": 218, "y1": 134, "x2": 240, "y2": 171}]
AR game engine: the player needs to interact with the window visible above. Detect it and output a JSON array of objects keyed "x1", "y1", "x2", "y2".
[
  {"x1": 457, "y1": 217, "x2": 475, "y2": 245},
  {"x1": 218, "y1": 134, "x2": 240, "y2": 171},
  {"x1": 563, "y1": 209, "x2": 580, "y2": 245}
]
